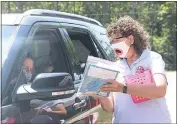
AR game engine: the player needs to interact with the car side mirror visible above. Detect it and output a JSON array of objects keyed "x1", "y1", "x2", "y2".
[
  {"x1": 15, "y1": 73, "x2": 75, "y2": 101},
  {"x1": 31, "y1": 73, "x2": 73, "y2": 89}
]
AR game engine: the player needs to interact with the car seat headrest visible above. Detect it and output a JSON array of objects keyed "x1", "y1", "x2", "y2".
[
  {"x1": 31, "y1": 40, "x2": 51, "y2": 58},
  {"x1": 29, "y1": 40, "x2": 53, "y2": 73}
]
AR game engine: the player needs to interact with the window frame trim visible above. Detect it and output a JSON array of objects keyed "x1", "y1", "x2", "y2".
[{"x1": 59, "y1": 23, "x2": 108, "y2": 59}]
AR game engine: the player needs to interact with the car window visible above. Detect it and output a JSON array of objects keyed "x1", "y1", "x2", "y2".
[
  {"x1": 90, "y1": 35, "x2": 104, "y2": 59},
  {"x1": 90, "y1": 26, "x2": 117, "y2": 61},
  {"x1": 62, "y1": 28, "x2": 100, "y2": 77},
  {"x1": 2, "y1": 25, "x2": 18, "y2": 65},
  {"x1": 2, "y1": 61, "x2": 24, "y2": 105},
  {"x1": 72, "y1": 39, "x2": 91, "y2": 63},
  {"x1": 4, "y1": 25, "x2": 71, "y2": 103},
  {"x1": 2, "y1": 25, "x2": 30, "y2": 105},
  {"x1": 28, "y1": 28, "x2": 70, "y2": 79}
]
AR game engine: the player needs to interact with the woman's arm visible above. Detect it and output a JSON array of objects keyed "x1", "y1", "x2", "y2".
[
  {"x1": 101, "y1": 54, "x2": 167, "y2": 99},
  {"x1": 126, "y1": 53, "x2": 168, "y2": 99},
  {"x1": 99, "y1": 93, "x2": 114, "y2": 112},
  {"x1": 126, "y1": 74, "x2": 167, "y2": 99},
  {"x1": 101, "y1": 73, "x2": 167, "y2": 99}
]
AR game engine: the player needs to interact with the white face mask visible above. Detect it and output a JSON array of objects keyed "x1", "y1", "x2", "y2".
[
  {"x1": 24, "y1": 71, "x2": 32, "y2": 82},
  {"x1": 111, "y1": 41, "x2": 130, "y2": 58}
]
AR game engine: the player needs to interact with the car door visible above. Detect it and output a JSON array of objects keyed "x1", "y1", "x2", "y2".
[
  {"x1": 57, "y1": 27, "x2": 92, "y2": 124},
  {"x1": 59, "y1": 23, "x2": 110, "y2": 124},
  {"x1": 17, "y1": 21, "x2": 91, "y2": 123}
]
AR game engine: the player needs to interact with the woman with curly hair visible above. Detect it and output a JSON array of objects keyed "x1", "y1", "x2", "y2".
[{"x1": 99, "y1": 16, "x2": 171, "y2": 123}]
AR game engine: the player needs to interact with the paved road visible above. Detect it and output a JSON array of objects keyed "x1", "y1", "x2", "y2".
[{"x1": 165, "y1": 72, "x2": 176, "y2": 123}]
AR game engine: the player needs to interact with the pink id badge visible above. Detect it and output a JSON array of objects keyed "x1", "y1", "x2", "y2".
[{"x1": 124, "y1": 67, "x2": 154, "y2": 103}]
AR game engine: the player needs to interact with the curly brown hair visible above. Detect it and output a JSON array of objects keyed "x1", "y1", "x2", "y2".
[{"x1": 107, "y1": 16, "x2": 151, "y2": 54}]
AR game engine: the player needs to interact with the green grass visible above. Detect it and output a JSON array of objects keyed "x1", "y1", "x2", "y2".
[
  {"x1": 167, "y1": 71, "x2": 176, "y2": 73},
  {"x1": 97, "y1": 109, "x2": 112, "y2": 124}
]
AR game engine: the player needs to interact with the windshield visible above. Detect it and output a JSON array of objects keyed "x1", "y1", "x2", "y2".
[{"x1": 2, "y1": 25, "x2": 17, "y2": 64}]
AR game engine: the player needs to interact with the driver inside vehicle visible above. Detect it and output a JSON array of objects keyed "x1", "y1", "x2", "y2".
[
  {"x1": 23, "y1": 53, "x2": 55, "y2": 82},
  {"x1": 2, "y1": 53, "x2": 35, "y2": 105},
  {"x1": 23, "y1": 53, "x2": 34, "y2": 83}
]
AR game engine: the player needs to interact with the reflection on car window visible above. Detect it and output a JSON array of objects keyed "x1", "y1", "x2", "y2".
[
  {"x1": 90, "y1": 26, "x2": 117, "y2": 61},
  {"x1": 71, "y1": 39, "x2": 91, "y2": 63},
  {"x1": 2, "y1": 25, "x2": 17, "y2": 64},
  {"x1": 61, "y1": 29, "x2": 79, "y2": 73},
  {"x1": 63, "y1": 29, "x2": 96, "y2": 76},
  {"x1": 93, "y1": 41, "x2": 103, "y2": 58}
]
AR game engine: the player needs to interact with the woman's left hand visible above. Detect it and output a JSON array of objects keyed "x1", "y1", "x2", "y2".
[{"x1": 100, "y1": 79, "x2": 124, "y2": 92}]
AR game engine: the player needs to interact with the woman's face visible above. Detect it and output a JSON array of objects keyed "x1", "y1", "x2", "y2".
[{"x1": 110, "y1": 33, "x2": 134, "y2": 58}]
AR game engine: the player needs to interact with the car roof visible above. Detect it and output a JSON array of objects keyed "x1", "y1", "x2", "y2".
[
  {"x1": 2, "y1": 14, "x2": 23, "y2": 25},
  {"x1": 2, "y1": 9, "x2": 103, "y2": 27}
]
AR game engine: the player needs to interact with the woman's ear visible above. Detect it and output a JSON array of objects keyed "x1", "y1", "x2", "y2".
[{"x1": 129, "y1": 35, "x2": 134, "y2": 45}]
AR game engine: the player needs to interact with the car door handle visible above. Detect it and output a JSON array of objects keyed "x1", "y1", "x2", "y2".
[{"x1": 73, "y1": 99, "x2": 87, "y2": 110}]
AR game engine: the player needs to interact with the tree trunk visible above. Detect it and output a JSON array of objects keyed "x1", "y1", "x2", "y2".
[
  {"x1": 102, "y1": 2, "x2": 109, "y2": 26},
  {"x1": 7, "y1": 2, "x2": 11, "y2": 13},
  {"x1": 16, "y1": 2, "x2": 24, "y2": 12},
  {"x1": 56, "y1": 2, "x2": 59, "y2": 11}
]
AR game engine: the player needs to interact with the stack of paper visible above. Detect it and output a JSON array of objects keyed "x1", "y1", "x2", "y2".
[{"x1": 77, "y1": 56, "x2": 120, "y2": 97}]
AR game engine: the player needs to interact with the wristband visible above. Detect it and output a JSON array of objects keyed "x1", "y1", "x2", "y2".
[{"x1": 122, "y1": 83, "x2": 127, "y2": 93}]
